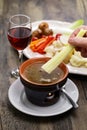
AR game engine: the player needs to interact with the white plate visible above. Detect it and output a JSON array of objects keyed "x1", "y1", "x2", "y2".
[
  {"x1": 67, "y1": 64, "x2": 87, "y2": 75},
  {"x1": 8, "y1": 78, "x2": 79, "y2": 117},
  {"x1": 23, "y1": 20, "x2": 71, "y2": 58},
  {"x1": 23, "y1": 20, "x2": 87, "y2": 75}
]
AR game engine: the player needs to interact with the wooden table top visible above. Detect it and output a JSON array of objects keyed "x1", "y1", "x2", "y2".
[{"x1": 0, "y1": 0, "x2": 87, "y2": 130}]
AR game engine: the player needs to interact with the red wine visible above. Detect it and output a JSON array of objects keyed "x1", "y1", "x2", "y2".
[{"x1": 8, "y1": 27, "x2": 32, "y2": 50}]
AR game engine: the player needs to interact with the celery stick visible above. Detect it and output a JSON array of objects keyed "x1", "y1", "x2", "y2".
[
  {"x1": 69, "y1": 19, "x2": 84, "y2": 29},
  {"x1": 42, "y1": 29, "x2": 86, "y2": 73},
  {"x1": 54, "y1": 19, "x2": 84, "y2": 36}
]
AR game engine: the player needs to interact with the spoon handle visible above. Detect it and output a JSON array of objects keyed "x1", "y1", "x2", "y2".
[{"x1": 61, "y1": 88, "x2": 79, "y2": 108}]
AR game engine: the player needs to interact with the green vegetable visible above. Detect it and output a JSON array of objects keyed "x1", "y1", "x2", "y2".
[
  {"x1": 41, "y1": 29, "x2": 87, "y2": 74},
  {"x1": 69, "y1": 19, "x2": 84, "y2": 29}
]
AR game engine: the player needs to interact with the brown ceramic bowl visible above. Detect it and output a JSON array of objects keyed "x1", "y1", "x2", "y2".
[{"x1": 19, "y1": 57, "x2": 69, "y2": 106}]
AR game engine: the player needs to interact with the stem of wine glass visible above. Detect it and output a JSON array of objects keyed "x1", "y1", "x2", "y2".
[
  {"x1": 18, "y1": 50, "x2": 23, "y2": 69},
  {"x1": 11, "y1": 50, "x2": 23, "y2": 79}
]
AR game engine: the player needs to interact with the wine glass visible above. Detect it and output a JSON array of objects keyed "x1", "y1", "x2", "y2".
[{"x1": 7, "y1": 14, "x2": 32, "y2": 78}]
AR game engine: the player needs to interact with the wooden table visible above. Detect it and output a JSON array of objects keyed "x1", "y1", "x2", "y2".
[{"x1": 0, "y1": 0, "x2": 87, "y2": 130}]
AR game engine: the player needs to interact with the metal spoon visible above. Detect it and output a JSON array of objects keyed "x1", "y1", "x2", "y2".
[{"x1": 57, "y1": 85, "x2": 79, "y2": 109}]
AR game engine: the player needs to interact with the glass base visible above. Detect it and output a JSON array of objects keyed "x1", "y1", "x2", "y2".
[{"x1": 11, "y1": 68, "x2": 19, "y2": 79}]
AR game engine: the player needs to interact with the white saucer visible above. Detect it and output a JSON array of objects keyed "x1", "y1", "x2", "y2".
[{"x1": 8, "y1": 78, "x2": 79, "y2": 117}]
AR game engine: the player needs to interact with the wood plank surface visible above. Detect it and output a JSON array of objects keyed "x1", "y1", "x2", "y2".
[{"x1": 0, "y1": 0, "x2": 87, "y2": 130}]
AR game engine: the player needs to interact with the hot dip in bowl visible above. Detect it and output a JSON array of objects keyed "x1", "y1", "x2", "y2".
[{"x1": 19, "y1": 57, "x2": 69, "y2": 106}]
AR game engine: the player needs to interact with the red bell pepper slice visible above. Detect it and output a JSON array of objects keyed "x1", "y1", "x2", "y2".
[
  {"x1": 35, "y1": 36, "x2": 55, "y2": 54},
  {"x1": 30, "y1": 35, "x2": 55, "y2": 54}
]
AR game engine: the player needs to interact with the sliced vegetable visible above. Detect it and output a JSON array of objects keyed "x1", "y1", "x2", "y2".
[
  {"x1": 55, "y1": 33, "x2": 62, "y2": 40},
  {"x1": 32, "y1": 37, "x2": 38, "y2": 41},
  {"x1": 30, "y1": 36, "x2": 55, "y2": 54},
  {"x1": 63, "y1": 49, "x2": 74, "y2": 64},
  {"x1": 59, "y1": 19, "x2": 84, "y2": 45},
  {"x1": 41, "y1": 29, "x2": 87, "y2": 74},
  {"x1": 69, "y1": 19, "x2": 84, "y2": 29},
  {"x1": 30, "y1": 37, "x2": 45, "y2": 47},
  {"x1": 35, "y1": 36, "x2": 55, "y2": 54},
  {"x1": 54, "y1": 19, "x2": 84, "y2": 35}
]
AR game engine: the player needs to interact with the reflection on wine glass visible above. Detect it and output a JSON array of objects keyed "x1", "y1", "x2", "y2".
[{"x1": 7, "y1": 14, "x2": 32, "y2": 78}]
